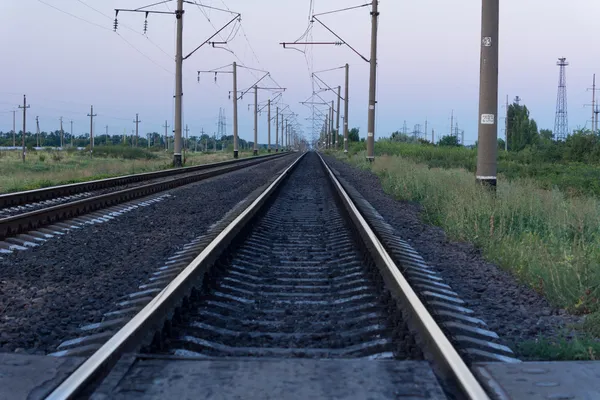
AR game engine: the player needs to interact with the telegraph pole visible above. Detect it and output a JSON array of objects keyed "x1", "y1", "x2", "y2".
[
  {"x1": 331, "y1": 100, "x2": 335, "y2": 149},
  {"x1": 173, "y1": 0, "x2": 184, "y2": 166},
  {"x1": 253, "y1": 85, "x2": 258, "y2": 155},
  {"x1": 35, "y1": 116, "x2": 40, "y2": 148},
  {"x1": 505, "y1": 95, "x2": 509, "y2": 151},
  {"x1": 267, "y1": 99, "x2": 271, "y2": 152},
  {"x1": 184, "y1": 124, "x2": 189, "y2": 163},
  {"x1": 336, "y1": 86, "x2": 341, "y2": 150},
  {"x1": 275, "y1": 106, "x2": 279, "y2": 152},
  {"x1": 366, "y1": 0, "x2": 379, "y2": 161},
  {"x1": 475, "y1": 0, "x2": 499, "y2": 188},
  {"x1": 163, "y1": 120, "x2": 170, "y2": 150},
  {"x1": 232, "y1": 62, "x2": 239, "y2": 158},
  {"x1": 59, "y1": 117, "x2": 64, "y2": 148},
  {"x1": 134, "y1": 114, "x2": 141, "y2": 147},
  {"x1": 87, "y1": 105, "x2": 96, "y2": 154},
  {"x1": 18, "y1": 95, "x2": 30, "y2": 162},
  {"x1": 12, "y1": 110, "x2": 16, "y2": 147},
  {"x1": 344, "y1": 63, "x2": 350, "y2": 153}
]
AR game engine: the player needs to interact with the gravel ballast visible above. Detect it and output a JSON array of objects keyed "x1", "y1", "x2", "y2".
[
  {"x1": 0, "y1": 154, "x2": 298, "y2": 354},
  {"x1": 323, "y1": 155, "x2": 580, "y2": 354}
]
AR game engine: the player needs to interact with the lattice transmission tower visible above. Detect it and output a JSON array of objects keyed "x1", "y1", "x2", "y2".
[{"x1": 554, "y1": 57, "x2": 569, "y2": 140}]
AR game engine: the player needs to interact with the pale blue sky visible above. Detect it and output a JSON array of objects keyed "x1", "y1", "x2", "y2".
[{"x1": 1, "y1": 0, "x2": 600, "y2": 145}]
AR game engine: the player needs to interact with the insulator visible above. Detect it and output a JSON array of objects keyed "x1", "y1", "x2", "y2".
[
  {"x1": 214, "y1": 72, "x2": 217, "y2": 83},
  {"x1": 113, "y1": 18, "x2": 118, "y2": 32},
  {"x1": 143, "y1": 19, "x2": 148, "y2": 34},
  {"x1": 228, "y1": 93, "x2": 231, "y2": 100}
]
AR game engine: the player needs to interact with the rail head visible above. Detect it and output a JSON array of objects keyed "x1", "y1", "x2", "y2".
[
  {"x1": 317, "y1": 153, "x2": 490, "y2": 400},
  {"x1": 45, "y1": 152, "x2": 305, "y2": 400}
]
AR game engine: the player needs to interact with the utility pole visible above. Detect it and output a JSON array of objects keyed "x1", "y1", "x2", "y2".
[
  {"x1": 267, "y1": 99, "x2": 271, "y2": 152},
  {"x1": 450, "y1": 110, "x2": 454, "y2": 137},
  {"x1": 325, "y1": 112, "x2": 330, "y2": 149},
  {"x1": 253, "y1": 85, "x2": 258, "y2": 155},
  {"x1": 344, "y1": 63, "x2": 349, "y2": 153},
  {"x1": 475, "y1": 0, "x2": 499, "y2": 188},
  {"x1": 123, "y1": 128, "x2": 126, "y2": 145},
  {"x1": 59, "y1": 117, "x2": 64, "y2": 148},
  {"x1": 106, "y1": 125, "x2": 109, "y2": 146},
  {"x1": 233, "y1": 61, "x2": 239, "y2": 158},
  {"x1": 87, "y1": 105, "x2": 96, "y2": 155},
  {"x1": 35, "y1": 116, "x2": 40, "y2": 148},
  {"x1": 12, "y1": 110, "x2": 16, "y2": 147},
  {"x1": 424, "y1": 119, "x2": 428, "y2": 142},
  {"x1": 281, "y1": 112, "x2": 284, "y2": 151},
  {"x1": 134, "y1": 114, "x2": 141, "y2": 147},
  {"x1": 184, "y1": 124, "x2": 189, "y2": 163},
  {"x1": 275, "y1": 106, "x2": 279, "y2": 152},
  {"x1": 18, "y1": 95, "x2": 30, "y2": 162},
  {"x1": 330, "y1": 101, "x2": 335, "y2": 149},
  {"x1": 505, "y1": 95, "x2": 509, "y2": 151},
  {"x1": 366, "y1": 0, "x2": 379, "y2": 161},
  {"x1": 163, "y1": 120, "x2": 170, "y2": 150},
  {"x1": 70, "y1": 120, "x2": 74, "y2": 147},
  {"x1": 432, "y1": 129, "x2": 435, "y2": 144},
  {"x1": 285, "y1": 119, "x2": 289, "y2": 149},
  {"x1": 173, "y1": 0, "x2": 184, "y2": 166},
  {"x1": 336, "y1": 90, "x2": 340, "y2": 149},
  {"x1": 586, "y1": 74, "x2": 599, "y2": 133}
]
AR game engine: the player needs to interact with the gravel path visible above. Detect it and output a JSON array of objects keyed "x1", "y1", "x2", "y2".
[
  {"x1": 323, "y1": 155, "x2": 580, "y2": 354},
  {"x1": 0, "y1": 155, "x2": 297, "y2": 355}
]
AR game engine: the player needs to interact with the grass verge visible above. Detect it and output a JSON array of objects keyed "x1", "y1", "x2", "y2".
[
  {"x1": 0, "y1": 147, "x2": 257, "y2": 193},
  {"x1": 332, "y1": 150, "x2": 600, "y2": 359}
]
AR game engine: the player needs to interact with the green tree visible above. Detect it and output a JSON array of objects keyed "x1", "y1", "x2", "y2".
[
  {"x1": 438, "y1": 135, "x2": 460, "y2": 147},
  {"x1": 507, "y1": 102, "x2": 539, "y2": 151},
  {"x1": 348, "y1": 128, "x2": 360, "y2": 142}
]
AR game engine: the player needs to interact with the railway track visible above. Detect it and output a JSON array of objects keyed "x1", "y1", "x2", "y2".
[
  {"x1": 0, "y1": 152, "x2": 290, "y2": 244},
  {"x1": 46, "y1": 152, "x2": 492, "y2": 399}
]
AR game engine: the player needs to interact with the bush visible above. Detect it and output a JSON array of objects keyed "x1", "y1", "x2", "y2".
[{"x1": 89, "y1": 146, "x2": 158, "y2": 160}]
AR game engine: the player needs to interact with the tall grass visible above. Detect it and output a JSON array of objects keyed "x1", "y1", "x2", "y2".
[
  {"x1": 345, "y1": 140, "x2": 600, "y2": 197},
  {"x1": 341, "y1": 152, "x2": 600, "y2": 314}
]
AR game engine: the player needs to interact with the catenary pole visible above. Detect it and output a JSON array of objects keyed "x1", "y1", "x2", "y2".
[
  {"x1": 366, "y1": 0, "x2": 379, "y2": 161},
  {"x1": 475, "y1": 0, "x2": 500, "y2": 188},
  {"x1": 233, "y1": 61, "x2": 239, "y2": 158}
]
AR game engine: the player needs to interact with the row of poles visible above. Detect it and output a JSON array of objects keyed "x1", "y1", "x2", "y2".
[{"x1": 11, "y1": 0, "x2": 500, "y2": 187}]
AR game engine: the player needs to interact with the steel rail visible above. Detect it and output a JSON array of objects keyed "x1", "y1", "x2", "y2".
[
  {"x1": 0, "y1": 152, "x2": 289, "y2": 209},
  {"x1": 0, "y1": 153, "x2": 292, "y2": 240},
  {"x1": 317, "y1": 153, "x2": 490, "y2": 400},
  {"x1": 45, "y1": 153, "x2": 306, "y2": 400}
]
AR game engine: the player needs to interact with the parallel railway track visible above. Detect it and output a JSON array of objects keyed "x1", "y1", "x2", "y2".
[
  {"x1": 0, "y1": 152, "x2": 290, "y2": 242},
  {"x1": 46, "y1": 152, "x2": 492, "y2": 399}
]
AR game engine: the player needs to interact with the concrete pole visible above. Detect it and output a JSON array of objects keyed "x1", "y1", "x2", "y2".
[
  {"x1": 336, "y1": 86, "x2": 341, "y2": 150},
  {"x1": 35, "y1": 116, "x2": 40, "y2": 148},
  {"x1": 253, "y1": 85, "x2": 258, "y2": 155},
  {"x1": 19, "y1": 96, "x2": 29, "y2": 162},
  {"x1": 163, "y1": 120, "x2": 169, "y2": 150},
  {"x1": 184, "y1": 124, "x2": 189, "y2": 163},
  {"x1": 173, "y1": 0, "x2": 184, "y2": 167},
  {"x1": 344, "y1": 63, "x2": 350, "y2": 153},
  {"x1": 285, "y1": 119, "x2": 288, "y2": 149},
  {"x1": 331, "y1": 101, "x2": 335, "y2": 149},
  {"x1": 281, "y1": 113, "x2": 284, "y2": 151},
  {"x1": 366, "y1": 0, "x2": 379, "y2": 161},
  {"x1": 71, "y1": 120, "x2": 74, "y2": 147},
  {"x1": 87, "y1": 105, "x2": 96, "y2": 155},
  {"x1": 475, "y1": 0, "x2": 499, "y2": 188},
  {"x1": 505, "y1": 95, "x2": 508, "y2": 151},
  {"x1": 275, "y1": 106, "x2": 279, "y2": 152},
  {"x1": 267, "y1": 99, "x2": 271, "y2": 152},
  {"x1": 592, "y1": 74, "x2": 596, "y2": 133},
  {"x1": 60, "y1": 117, "x2": 64, "y2": 148},
  {"x1": 233, "y1": 61, "x2": 239, "y2": 158},
  {"x1": 134, "y1": 114, "x2": 141, "y2": 147},
  {"x1": 12, "y1": 110, "x2": 16, "y2": 147},
  {"x1": 106, "y1": 125, "x2": 110, "y2": 146}
]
